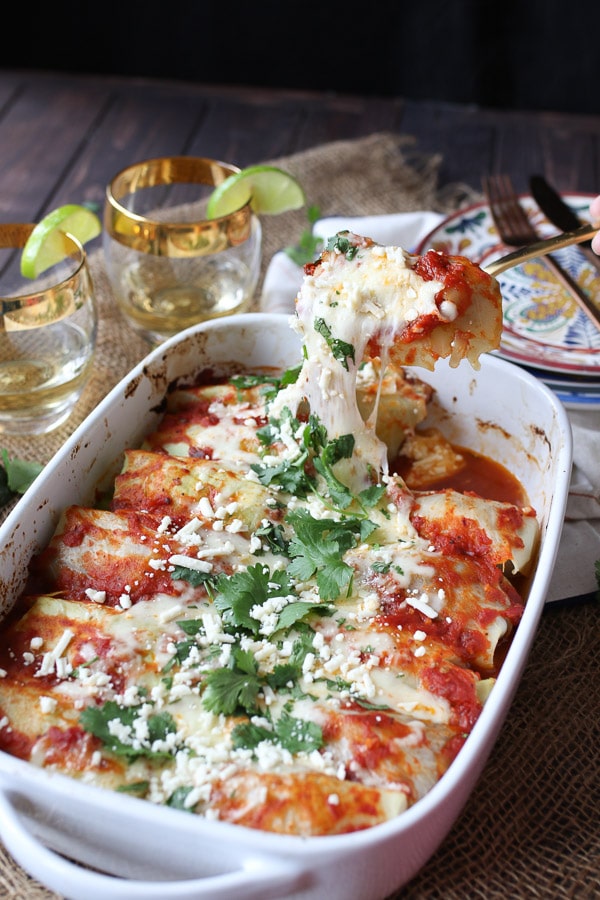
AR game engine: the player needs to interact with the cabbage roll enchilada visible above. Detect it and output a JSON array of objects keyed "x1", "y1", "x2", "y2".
[{"x1": 0, "y1": 233, "x2": 539, "y2": 836}]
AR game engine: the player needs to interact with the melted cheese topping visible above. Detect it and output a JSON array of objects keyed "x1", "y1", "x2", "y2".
[{"x1": 271, "y1": 233, "x2": 502, "y2": 491}]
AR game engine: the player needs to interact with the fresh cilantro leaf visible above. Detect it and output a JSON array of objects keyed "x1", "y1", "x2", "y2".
[
  {"x1": 166, "y1": 786, "x2": 195, "y2": 811},
  {"x1": 0, "y1": 450, "x2": 43, "y2": 504},
  {"x1": 302, "y1": 415, "x2": 328, "y2": 453},
  {"x1": 231, "y1": 720, "x2": 274, "y2": 750},
  {"x1": 170, "y1": 565, "x2": 215, "y2": 588},
  {"x1": 116, "y1": 781, "x2": 149, "y2": 795},
  {"x1": 274, "y1": 711, "x2": 323, "y2": 753},
  {"x1": 230, "y1": 374, "x2": 279, "y2": 404},
  {"x1": 251, "y1": 453, "x2": 312, "y2": 497},
  {"x1": 279, "y1": 364, "x2": 302, "y2": 388},
  {"x1": 231, "y1": 711, "x2": 323, "y2": 755},
  {"x1": 326, "y1": 232, "x2": 359, "y2": 260},
  {"x1": 358, "y1": 483, "x2": 386, "y2": 508},
  {"x1": 266, "y1": 661, "x2": 302, "y2": 689},
  {"x1": 312, "y1": 433, "x2": 355, "y2": 508},
  {"x1": 325, "y1": 676, "x2": 353, "y2": 694},
  {"x1": 80, "y1": 702, "x2": 178, "y2": 760},
  {"x1": 234, "y1": 647, "x2": 259, "y2": 675},
  {"x1": 288, "y1": 628, "x2": 319, "y2": 668},
  {"x1": 276, "y1": 599, "x2": 334, "y2": 630},
  {"x1": 176, "y1": 619, "x2": 205, "y2": 636},
  {"x1": 230, "y1": 373, "x2": 279, "y2": 391},
  {"x1": 254, "y1": 408, "x2": 309, "y2": 489},
  {"x1": 201, "y1": 663, "x2": 261, "y2": 716},
  {"x1": 230, "y1": 366, "x2": 301, "y2": 404},
  {"x1": 286, "y1": 510, "x2": 357, "y2": 600},
  {"x1": 214, "y1": 566, "x2": 302, "y2": 636},
  {"x1": 213, "y1": 565, "x2": 295, "y2": 634},
  {"x1": 313, "y1": 457, "x2": 353, "y2": 509},
  {"x1": 314, "y1": 317, "x2": 355, "y2": 371},
  {"x1": 256, "y1": 422, "x2": 280, "y2": 446},
  {"x1": 284, "y1": 204, "x2": 323, "y2": 266},
  {"x1": 162, "y1": 638, "x2": 200, "y2": 673},
  {"x1": 252, "y1": 520, "x2": 288, "y2": 555},
  {"x1": 213, "y1": 566, "x2": 268, "y2": 634},
  {"x1": 322, "y1": 434, "x2": 354, "y2": 465},
  {"x1": 370, "y1": 559, "x2": 404, "y2": 577}
]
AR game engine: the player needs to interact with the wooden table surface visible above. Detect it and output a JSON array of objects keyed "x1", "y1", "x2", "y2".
[
  {"x1": 1, "y1": 67, "x2": 599, "y2": 225},
  {"x1": 0, "y1": 68, "x2": 599, "y2": 900}
]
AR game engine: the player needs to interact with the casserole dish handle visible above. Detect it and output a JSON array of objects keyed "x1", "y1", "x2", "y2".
[{"x1": 0, "y1": 790, "x2": 307, "y2": 900}]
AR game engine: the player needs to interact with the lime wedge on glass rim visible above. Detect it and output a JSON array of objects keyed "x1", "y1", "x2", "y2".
[
  {"x1": 206, "y1": 165, "x2": 306, "y2": 218},
  {"x1": 20, "y1": 204, "x2": 102, "y2": 279}
]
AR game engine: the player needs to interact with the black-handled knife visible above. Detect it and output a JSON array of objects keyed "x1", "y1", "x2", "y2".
[{"x1": 529, "y1": 174, "x2": 600, "y2": 275}]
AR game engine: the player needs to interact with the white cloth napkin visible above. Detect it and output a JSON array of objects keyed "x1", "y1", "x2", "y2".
[{"x1": 260, "y1": 212, "x2": 600, "y2": 606}]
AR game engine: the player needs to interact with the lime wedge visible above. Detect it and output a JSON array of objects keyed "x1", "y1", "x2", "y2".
[
  {"x1": 20, "y1": 204, "x2": 102, "y2": 279},
  {"x1": 206, "y1": 165, "x2": 306, "y2": 218}
]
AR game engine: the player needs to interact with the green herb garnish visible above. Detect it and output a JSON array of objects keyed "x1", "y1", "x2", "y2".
[
  {"x1": 284, "y1": 204, "x2": 323, "y2": 266},
  {"x1": 326, "y1": 232, "x2": 359, "y2": 260},
  {"x1": 314, "y1": 317, "x2": 355, "y2": 371},
  {"x1": 80, "y1": 702, "x2": 178, "y2": 760},
  {"x1": 0, "y1": 450, "x2": 43, "y2": 506}
]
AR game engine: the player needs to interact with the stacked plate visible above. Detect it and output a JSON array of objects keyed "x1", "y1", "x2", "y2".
[{"x1": 417, "y1": 194, "x2": 600, "y2": 410}]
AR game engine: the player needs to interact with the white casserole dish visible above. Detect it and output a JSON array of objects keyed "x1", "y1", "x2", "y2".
[{"x1": 0, "y1": 312, "x2": 572, "y2": 900}]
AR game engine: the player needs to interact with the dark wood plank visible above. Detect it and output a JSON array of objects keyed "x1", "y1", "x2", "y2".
[
  {"x1": 50, "y1": 82, "x2": 213, "y2": 213},
  {"x1": 1, "y1": 69, "x2": 599, "y2": 227},
  {"x1": 0, "y1": 74, "x2": 111, "y2": 222},
  {"x1": 0, "y1": 73, "x2": 406, "y2": 221},
  {"x1": 396, "y1": 100, "x2": 494, "y2": 194},
  {"x1": 520, "y1": 111, "x2": 600, "y2": 193},
  {"x1": 292, "y1": 93, "x2": 404, "y2": 153},
  {"x1": 399, "y1": 99, "x2": 600, "y2": 197},
  {"x1": 184, "y1": 91, "x2": 309, "y2": 166},
  {"x1": 0, "y1": 72, "x2": 20, "y2": 111}
]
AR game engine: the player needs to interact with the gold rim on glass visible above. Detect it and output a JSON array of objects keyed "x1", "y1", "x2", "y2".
[
  {"x1": 104, "y1": 156, "x2": 254, "y2": 257},
  {"x1": 0, "y1": 223, "x2": 91, "y2": 326}
]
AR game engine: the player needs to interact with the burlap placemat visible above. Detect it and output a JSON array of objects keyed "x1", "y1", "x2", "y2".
[{"x1": 1, "y1": 132, "x2": 598, "y2": 899}]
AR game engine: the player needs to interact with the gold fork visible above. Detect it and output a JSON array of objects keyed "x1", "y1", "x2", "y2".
[{"x1": 482, "y1": 173, "x2": 600, "y2": 330}]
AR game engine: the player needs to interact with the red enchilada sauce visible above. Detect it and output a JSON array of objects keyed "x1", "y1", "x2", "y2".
[{"x1": 393, "y1": 443, "x2": 527, "y2": 507}]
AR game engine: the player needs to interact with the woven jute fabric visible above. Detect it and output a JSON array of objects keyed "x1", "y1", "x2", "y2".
[{"x1": 1, "y1": 132, "x2": 598, "y2": 899}]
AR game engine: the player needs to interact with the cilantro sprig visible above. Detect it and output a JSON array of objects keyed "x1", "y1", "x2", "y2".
[
  {"x1": 232, "y1": 710, "x2": 323, "y2": 754},
  {"x1": 231, "y1": 365, "x2": 301, "y2": 403},
  {"x1": 0, "y1": 450, "x2": 43, "y2": 507},
  {"x1": 211, "y1": 564, "x2": 331, "y2": 635},
  {"x1": 326, "y1": 232, "x2": 359, "y2": 260},
  {"x1": 286, "y1": 509, "x2": 376, "y2": 600},
  {"x1": 252, "y1": 520, "x2": 288, "y2": 555},
  {"x1": 254, "y1": 412, "x2": 385, "y2": 517},
  {"x1": 284, "y1": 204, "x2": 323, "y2": 266},
  {"x1": 202, "y1": 649, "x2": 262, "y2": 715},
  {"x1": 170, "y1": 565, "x2": 216, "y2": 588},
  {"x1": 212, "y1": 565, "x2": 296, "y2": 634},
  {"x1": 314, "y1": 317, "x2": 355, "y2": 371},
  {"x1": 80, "y1": 701, "x2": 178, "y2": 760}
]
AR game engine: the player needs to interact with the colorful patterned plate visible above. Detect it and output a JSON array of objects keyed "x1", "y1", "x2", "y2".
[{"x1": 416, "y1": 194, "x2": 600, "y2": 378}]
